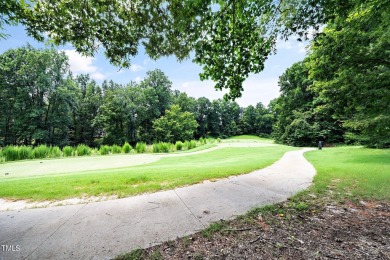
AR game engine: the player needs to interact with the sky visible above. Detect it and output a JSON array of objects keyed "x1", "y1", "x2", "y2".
[{"x1": 0, "y1": 24, "x2": 308, "y2": 107}]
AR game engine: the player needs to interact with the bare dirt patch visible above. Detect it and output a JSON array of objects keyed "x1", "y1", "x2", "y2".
[
  {"x1": 0, "y1": 195, "x2": 118, "y2": 211},
  {"x1": 118, "y1": 198, "x2": 390, "y2": 259}
]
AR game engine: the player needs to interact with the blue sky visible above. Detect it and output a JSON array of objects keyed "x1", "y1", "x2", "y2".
[{"x1": 0, "y1": 24, "x2": 308, "y2": 107}]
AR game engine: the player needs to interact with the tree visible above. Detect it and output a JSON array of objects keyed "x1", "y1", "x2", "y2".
[
  {"x1": 153, "y1": 105, "x2": 198, "y2": 143},
  {"x1": 69, "y1": 75, "x2": 103, "y2": 146},
  {"x1": 307, "y1": 1, "x2": 390, "y2": 147},
  {"x1": 4, "y1": 0, "x2": 379, "y2": 99},
  {"x1": 272, "y1": 60, "x2": 344, "y2": 146},
  {"x1": 0, "y1": 45, "x2": 73, "y2": 146}
]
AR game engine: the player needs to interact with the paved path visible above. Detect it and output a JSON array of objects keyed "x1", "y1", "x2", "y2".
[{"x1": 0, "y1": 148, "x2": 315, "y2": 260}]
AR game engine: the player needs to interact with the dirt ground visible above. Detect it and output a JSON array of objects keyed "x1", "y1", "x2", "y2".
[{"x1": 117, "y1": 197, "x2": 390, "y2": 259}]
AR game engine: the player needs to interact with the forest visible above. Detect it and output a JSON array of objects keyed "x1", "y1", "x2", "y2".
[
  {"x1": 271, "y1": 0, "x2": 389, "y2": 148},
  {"x1": 0, "y1": 0, "x2": 389, "y2": 149},
  {"x1": 0, "y1": 46, "x2": 273, "y2": 148}
]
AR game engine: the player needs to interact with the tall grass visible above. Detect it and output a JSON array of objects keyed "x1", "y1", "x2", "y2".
[
  {"x1": 199, "y1": 137, "x2": 207, "y2": 145},
  {"x1": 33, "y1": 145, "x2": 49, "y2": 159},
  {"x1": 111, "y1": 145, "x2": 122, "y2": 154},
  {"x1": 3, "y1": 146, "x2": 20, "y2": 161},
  {"x1": 0, "y1": 136, "x2": 209, "y2": 163},
  {"x1": 135, "y1": 142, "x2": 147, "y2": 153},
  {"x1": 122, "y1": 142, "x2": 132, "y2": 153},
  {"x1": 62, "y1": 146, "x2": 74, "y2": 157},
  {"x1": 175, "y1": 141, "x2": 183, "y2": 151},
  {"x1": 184, "y1": 140, "x2": 197, "y2": 150},
  {"x1": 76, "y1": 144, "x2": 91, "y2": 156},
  {"x1": 49, "y1": 146, "x2": 61, "y2": 158},
  {"x1": 153, "y1": 142, "x2": 172, "y2": 153},
  {"x1": 18, "y1": 146, "x2": 33, "y2": 160},
  {"x1": 99, "y1": 145, "x2": 110, "y2": 155}
]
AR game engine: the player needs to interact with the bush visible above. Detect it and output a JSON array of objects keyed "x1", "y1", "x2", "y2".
[
  {"x1": 3, "y1": 146, "x2": 19, "y2": 161},
  {"x1": 217, "y1": 138, "x2": 221, "y2": 143},
  {"x1": 76, "y1": 144, "x2": 91, "y2": 156},
  {"x1": 175, "y1": 141, "x2": 183, "y2": 151},
  {"x1": 99, "y1": 145, "x2": 110, "y2": 155},
  {"x1": 33, "y1": 145, "x2": 49, "y2": 159},
  {"x1": 199, "y1": 137, "x2": 207, "y2": 145},
  {"x1": 153, "y1": 142, "x2": 171, "y2": 153},
  {"x1": 91, "y1": 148, "x2": 99, "y2": 155},
  {"x1": 135, "y1": 142, "x2": 147, "y2": 153},
  {"x1": 111, "y1": 144, "x2": 122, "y2": 154},
  {"x1": 18, "y1": 145, "x2": 33, "y2": 160},
  {"x1": 122, "y1": 142, "x2": 132, "y2": 153},
  {"x1": 189, "y1": 140, "x2": 197, "y2": 149},
  {"x1": 62, "y1": 146, "x2": 74, "y2": 157},
  {"x1": 50, "y1": 146, "x2": 61, "y2": 158}
]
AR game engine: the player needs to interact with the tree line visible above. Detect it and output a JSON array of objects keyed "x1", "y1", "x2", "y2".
[
  {"x1": 0, "y1": 45, "x2": 274, "y2": 148},
  {"x1": 271, "y1": 1, "x2": 389, "y2": 148}
]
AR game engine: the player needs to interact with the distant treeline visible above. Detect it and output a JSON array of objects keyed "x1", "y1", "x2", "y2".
[{"x1": 0, "y1": 46, "x2": 274, "y2": 147}]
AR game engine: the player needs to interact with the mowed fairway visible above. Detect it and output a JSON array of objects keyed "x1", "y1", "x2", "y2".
[
  {"x1": 305, "y1": 146, "x2": 390, "y2": 201},
  {"x1": 0, "y1": 140, "x2": 296, "y2": 202}
]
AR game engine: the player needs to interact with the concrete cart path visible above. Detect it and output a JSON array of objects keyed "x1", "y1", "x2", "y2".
[{"x1": 0, "y1": 148, "x2": 316, "y2": 260}]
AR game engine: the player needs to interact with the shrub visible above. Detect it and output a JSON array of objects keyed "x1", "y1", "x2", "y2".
[
  {"x1": 99, "y1": 145, "x2": 110, "y2": 155},
  {"x1": 111, "y1": 144, "x2": 122, "y2": 154},
  {"x1": 199, "y1": 137, "x2": 207, "y2": 145},
  {"x1": 217, "y1": 138, "x2": 221, "y2": 143},
  {"x1": 62, "y1": 146, "x2": 74, "y2": 157},
  {"x1": 76, "y1": 144, "x2": 91, "y2": 156},
  {"x1": 3, "y1": 146, "x2": 19, "y2": 161},
  {"x1": 189, "y1": 140, "x2": 197, "y2": 149},
  {"x1": 122, "y1": 142, "x2": 132, "y2": 153},
  {"x1": 175, "y1": 141, "x2": 183, "y2": 151},
  {"x1": 153, "y1": 142, "x2": 171, "y2": 153},
  {"x1": 135, "y1": 142, "x2": 147, "y2": 153},
  {"x1": 91, "y1": 148, "x2": 99, "y2": 155},
  {"x1": 18, "y1": 145, "x2": 33, "y2": 160},
  {"x1": 183, "y1": 141, "x2": 190, "y2": 150},
  {"x1": 50, "y1": 146, "x2": 61, "y2": 158},
  {"x1": 33, "y1": 145, "x2": 49, "y2": 159}
]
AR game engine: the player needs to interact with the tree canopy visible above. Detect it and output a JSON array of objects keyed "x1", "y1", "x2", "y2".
[
  {"x1": 2, "y1": 0, "x2": 383, "y2": 99},
  {"x1": 271, "y1": 0, "x2": 390, "y2": 148},
  {"x1": 0, "y1": 45, "x2": 274, "y2": 147}
]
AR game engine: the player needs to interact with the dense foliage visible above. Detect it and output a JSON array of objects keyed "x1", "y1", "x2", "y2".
[
  {"x1": 1, "y1": 0, "x2": 378, "y2": 98},
  {"x1": 272, "y1": 0, "x2": 390, "y2": 148},
  {"x1": 0, "y1": 46, "x2": 274, "y2": 147}
]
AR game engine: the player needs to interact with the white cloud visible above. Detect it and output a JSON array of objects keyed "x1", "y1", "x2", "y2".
[
  {"x1": 172, "y1": 76, "x2": 280, "y2": 108},
  {"x1": 174, "y1": 80, "x2": 226, "y2": 101},
  {"x1": 135, "y1": 76, "x2": 143, "y2": 83},
  {"x1": 143, "y1": 58, "x2": 152, "y2": 65},
  {"x1": 276, "y1": 39, "x2": 292, "y2": 50},
  {"x1": 62, "y1": 49, "x2": 107, "y2": 80},
  {"x1": 238, "y1": 76, "x2": 279, "y2": 107},
  {"x1": 90, "y1": 72, "x2": 106, "y2": 80},
  {"x1": 130, "y1": 64, "x2": 144, "y2": 72}
]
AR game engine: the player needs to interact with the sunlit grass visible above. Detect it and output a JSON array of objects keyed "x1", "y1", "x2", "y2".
[
  {"x1": 0, "y1": 146, "x2": 295, "y2": 201},
  {"x1": 305, "y1": 146, "x2": 390, "y2": 201}
]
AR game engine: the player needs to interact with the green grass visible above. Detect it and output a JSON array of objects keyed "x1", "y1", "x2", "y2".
[
  {"x1": 0, "y1": 146, "x2": 295, "y2": 201},
  {"x1": 227, "y1": 135, "x2": 273, "y2": 142},
  {"x1": 173, "y1": 143, "x2": 217, "y2": 154},
  {"x1": 305, "y1": 146, "x2": 390, "y2": 201}
]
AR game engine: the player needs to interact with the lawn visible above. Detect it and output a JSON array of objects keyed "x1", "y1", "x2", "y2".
[
  {"x1": 305, "y1": 146, "x2": 390, "y2": 201},
  {"x1": 0, "y1": 145, "x2": 295, "y2": 201},
  {"x1": 119, "y1": 146, "x2": 390, "y2": 259},
  {"x1": 226, "y1": 135, "x2": 273, "y2": 142}
]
